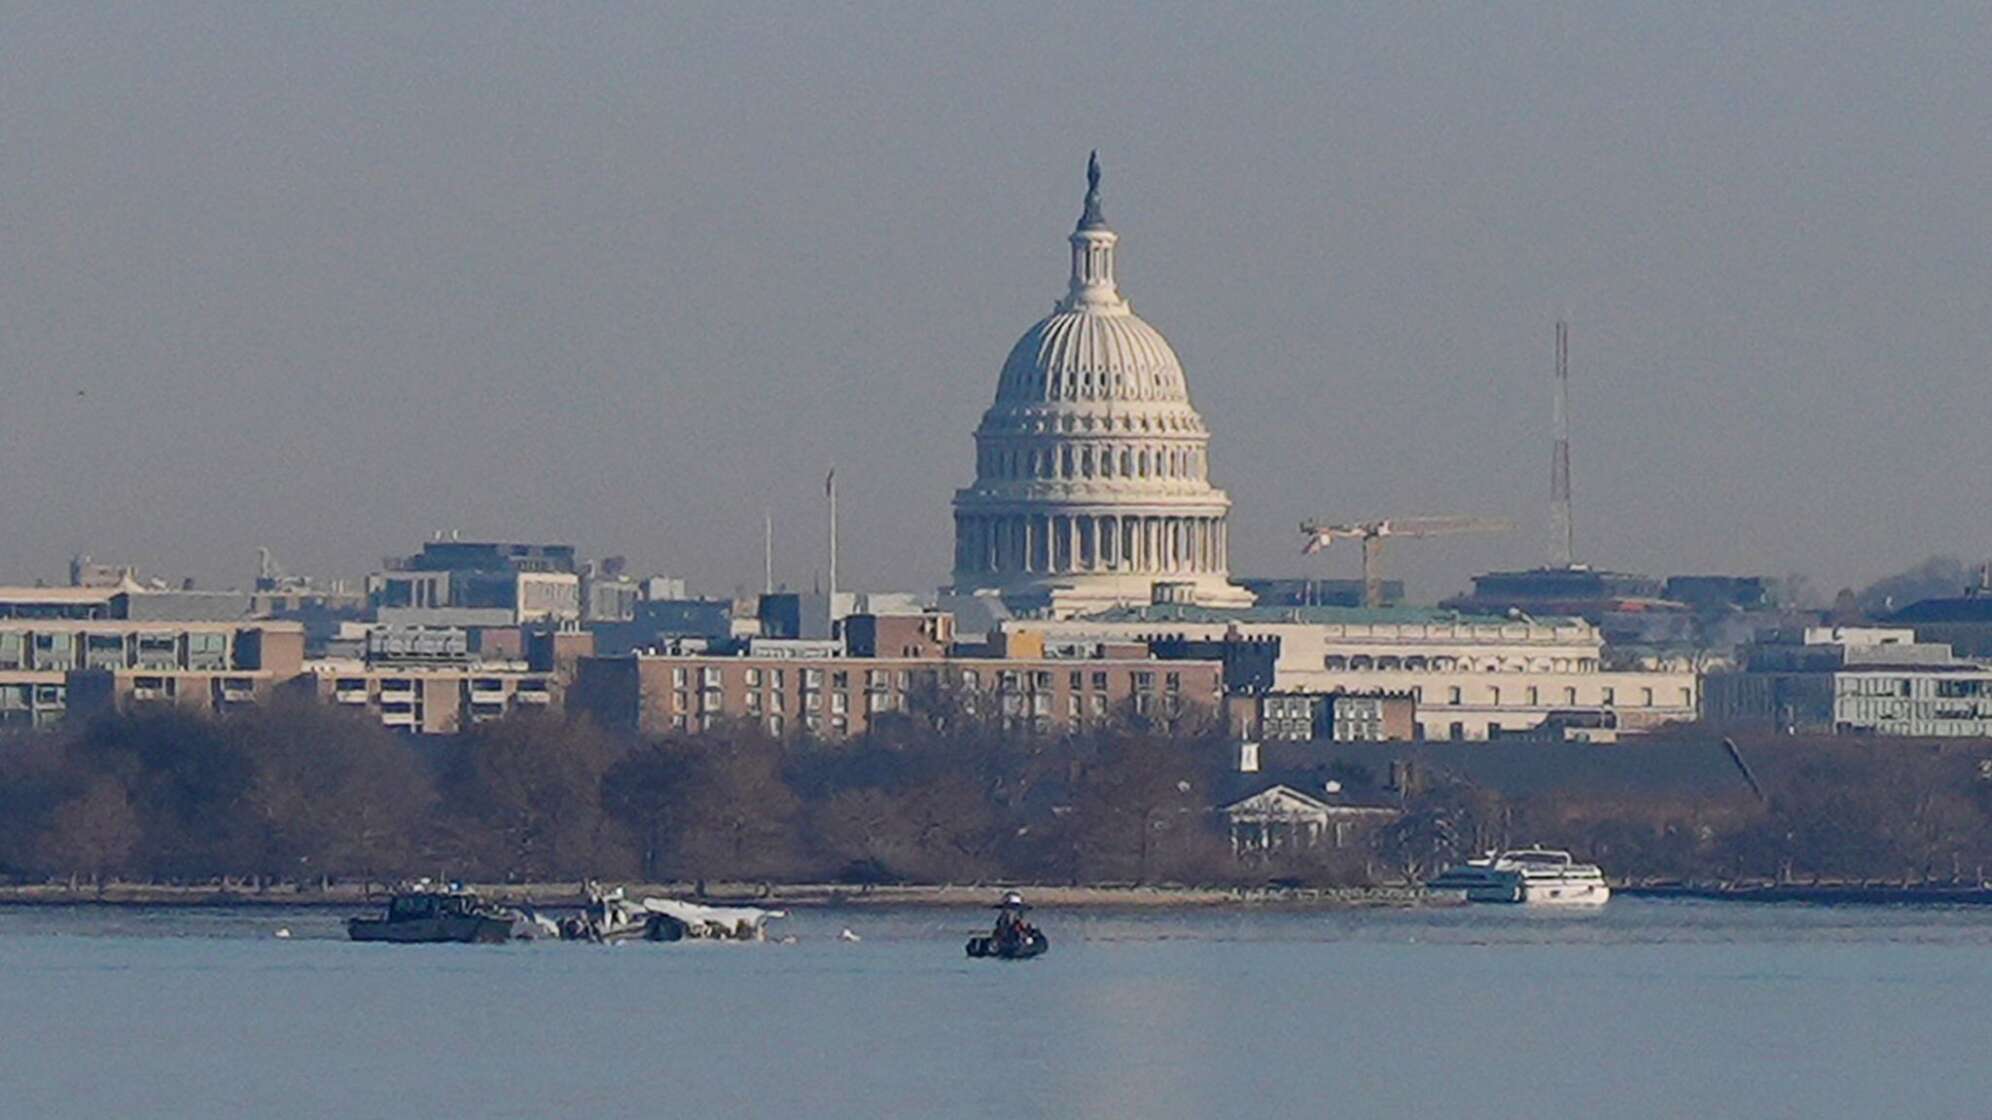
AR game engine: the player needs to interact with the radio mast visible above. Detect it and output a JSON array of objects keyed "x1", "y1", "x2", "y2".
[{"x1": 1550, "y1": 320, "x2": 1575, "y2": 569}]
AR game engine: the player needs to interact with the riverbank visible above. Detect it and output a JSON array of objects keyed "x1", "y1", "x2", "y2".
[
  {"x1": 0, "y1": 880, "x2": 1444, "y2": 910},
  {"x1": 1622, "y1": 882, "x2": 1992, "y2": 906}
]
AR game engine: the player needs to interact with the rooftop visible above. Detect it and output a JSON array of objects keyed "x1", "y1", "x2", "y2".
[{"x1": 1071, "y1": 603, "x2": 1585, "y2": 628}]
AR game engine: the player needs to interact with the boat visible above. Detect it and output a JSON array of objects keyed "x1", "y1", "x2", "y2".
[
  {"x1": 1426, "y1": 848, "x2": 1611, "y2": 906},
  {"x1": 560, "y1": 884, "x2": 787, "y2": 943},
  {"x1": 966, "y1": 891, "x2": 1050, "y2": 959},
  {"x1": 347, "y1": 885, "x2": 535, "y2": 944}
]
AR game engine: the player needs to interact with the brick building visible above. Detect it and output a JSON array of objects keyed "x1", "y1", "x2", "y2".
[{"x1": 570, "y1": 649, "x2": 1223, "y2": 738}]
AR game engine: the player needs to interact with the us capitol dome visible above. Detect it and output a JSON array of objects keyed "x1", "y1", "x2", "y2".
[{"x1": 949, "y1": 154, "x2": 1254, "y2": 617}]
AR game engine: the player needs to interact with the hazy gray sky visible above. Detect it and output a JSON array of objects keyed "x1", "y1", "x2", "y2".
[{"x1": 2, "y1": 4, "x2": 1987, "y2": 599}]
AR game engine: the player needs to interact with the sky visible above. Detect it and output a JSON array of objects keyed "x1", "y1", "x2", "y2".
[{"x1": 1, "y1": 4, "x2": 1987, "y2": 600}]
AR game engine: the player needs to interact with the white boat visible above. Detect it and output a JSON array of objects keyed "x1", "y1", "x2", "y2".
[{"x1": 1426, "y1": 848, "x2": 1611, "y2": 906}]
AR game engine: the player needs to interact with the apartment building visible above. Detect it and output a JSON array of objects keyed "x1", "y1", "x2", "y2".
[
  {"x1": 570, "y1": 650, "x2": 1224, "y2": 739},
  {"x1": 289, "y1": 662, "x2": 556, "y2": 734},
  {"x1": 3, "y1": 621, "x2": 306, "y2": 725}
]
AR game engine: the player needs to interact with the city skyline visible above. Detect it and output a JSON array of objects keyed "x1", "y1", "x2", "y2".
[{"x1": 3, "y1": 6, "x2": 1988, "y2": 600}]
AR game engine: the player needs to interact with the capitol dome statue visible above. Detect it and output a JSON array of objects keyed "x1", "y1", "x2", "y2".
[{"x1": 949, "y1": 154, "x2": 1254, "y2": 617}]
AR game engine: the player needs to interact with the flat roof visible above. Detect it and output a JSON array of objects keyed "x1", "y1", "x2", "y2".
[
  {"x1": 1063, "y1": 603, "x2": 1584, "y2": 628},
  {"x1": 0, "y1": 586, "x2": 120, "y2": 604},
  {"x1": 617, "y1": 652, "x2": 1220, "y2": 667}
]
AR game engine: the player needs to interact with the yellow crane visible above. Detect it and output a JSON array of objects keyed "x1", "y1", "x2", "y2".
[{"x1": 1300, "y1": 516, "x2": 1514, "y2": 608}]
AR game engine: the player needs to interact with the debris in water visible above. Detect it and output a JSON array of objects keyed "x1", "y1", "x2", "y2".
[
  {"x1": 274, "y1": 928, "x2": 292, "y2": 939},
  {"x1": 838, "y1": 928, "x2": 862, "y2": 943}
]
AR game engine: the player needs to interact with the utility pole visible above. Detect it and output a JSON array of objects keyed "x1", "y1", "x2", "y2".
[
  {"x1": 1551, "y1": 320, "x2": 1574, "y2": 569},
  {"x1": 825, "y1": 467, "x2": 838, "y2": 620},
  {"x1": 763, "y1": 510, "x2": 775, "y2": 595}
]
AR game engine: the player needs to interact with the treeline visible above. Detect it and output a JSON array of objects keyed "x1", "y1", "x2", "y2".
[
  {"x1": 1360, "y1": 735, "x2": 1992, "y2": 886},
  {"x1": 8, "y1": 701, "x2": 1992, "y2": 890},
  {"x1": 0, "y1": 697, "x2": 1244, "y2": 888}
]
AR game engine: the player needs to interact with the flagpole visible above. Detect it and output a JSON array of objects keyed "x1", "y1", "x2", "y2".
[{"x1": 825, "y1": 466, "x2": 838, "y2": 629}]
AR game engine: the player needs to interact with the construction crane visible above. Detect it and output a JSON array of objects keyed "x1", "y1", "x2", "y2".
[{"x1": 1300, "y1": 516, "x2": 1514, "y2": 608}]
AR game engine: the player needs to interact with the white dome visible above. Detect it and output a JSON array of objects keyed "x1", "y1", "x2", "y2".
[
  {"x1": 948, "y1": 154, "x2": 1253, "y2": 617},
  {"x1": 996, "y1": 307, "x2": 1190, "y2": 406}
]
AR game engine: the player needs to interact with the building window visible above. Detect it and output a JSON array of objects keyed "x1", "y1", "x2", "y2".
[
  {"x1": 1070, "y1": 671, "x2": 1084, "y2": 690},
  {"x1": 1602, "y1": 687, "x2": 1616, "y2": 706},
  {"x1": 672, "y1": 667, "x2": 687, "y2": 687},
  {"x1": 1640, "y1": 687, "x2": 1654, "y2": 707},
  {"x1": 1133, "y1": 671, "x2": 1154, "y2": 690},
  {"x1": 1448, "y1": 686, "x2": 1462, "y2": 705},
  {"x1": 1091, "y1": 671, "x2": 1108, "y2": 690},
  {"x1": 1564, "y1": 687, "x2": 1577, "y2": 705},
  {"x1": 746, "y1": 667, "x2": 762, "y2": 687},
  {"x1": 1526, "y1": 686, "x2": 1539, "y2": 707}
]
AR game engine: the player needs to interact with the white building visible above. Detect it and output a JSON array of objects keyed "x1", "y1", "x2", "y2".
[
  {"x1": 1012, "y1": 604, "x2": 1699, "y2": 741},
  {"x1": 948, "y1": 154, "x2": 1252, "y2": 618}
]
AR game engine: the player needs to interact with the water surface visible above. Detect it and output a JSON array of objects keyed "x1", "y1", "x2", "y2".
[{"x1": 3, "y1": 900, "x2": 1986, "y2": 1118}]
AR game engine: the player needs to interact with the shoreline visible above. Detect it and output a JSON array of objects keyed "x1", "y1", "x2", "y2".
[
  {"x1": 12, "y1": 881, "x2": 1992, "y2": 910},
  {"x1": 0, "y1": 881, "x2": 1443, "y2": 911}
]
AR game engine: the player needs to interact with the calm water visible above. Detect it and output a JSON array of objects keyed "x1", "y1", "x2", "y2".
[{"x1": 3, "y1": 899, "x2": 1990, "y2": 1119}]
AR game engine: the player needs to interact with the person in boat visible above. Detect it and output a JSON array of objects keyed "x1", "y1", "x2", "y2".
[{"x1": 992, "y1": 891, "x2": 1034, "y2": 948}]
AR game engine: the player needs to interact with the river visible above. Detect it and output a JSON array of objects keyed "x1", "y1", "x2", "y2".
[{"x1": 2, "y1": 898, "x2": 1987, "y2": 1118}]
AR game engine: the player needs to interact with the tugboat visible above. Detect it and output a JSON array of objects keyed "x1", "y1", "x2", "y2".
[
  {"x1": 347, "y1": 883, "x2": 528, "y2": 944},
  {"x1": 966, "y1": 891, "x2": 1049, "y2": 959}
]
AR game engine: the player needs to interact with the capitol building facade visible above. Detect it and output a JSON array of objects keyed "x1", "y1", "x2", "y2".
[{"x1": 949, "y1": 156, "x2": 1254, "y2": 617}]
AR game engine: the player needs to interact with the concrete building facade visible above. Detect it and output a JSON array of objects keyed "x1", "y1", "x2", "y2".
[
  {"x1": 1703, "y1": 627, "x2": 1992, "y2": 736},
  {"x1": 1017, "y1": 604, "x2": 1698, "y2": 740}
]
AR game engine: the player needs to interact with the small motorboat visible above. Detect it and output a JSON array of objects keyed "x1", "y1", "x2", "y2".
[
  {"x1": 347, "y1": 884, "x2": 530, "y2": 944},
  {"x1": 967, "y1": 891, "x2": 1049, "y2": 959}
]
